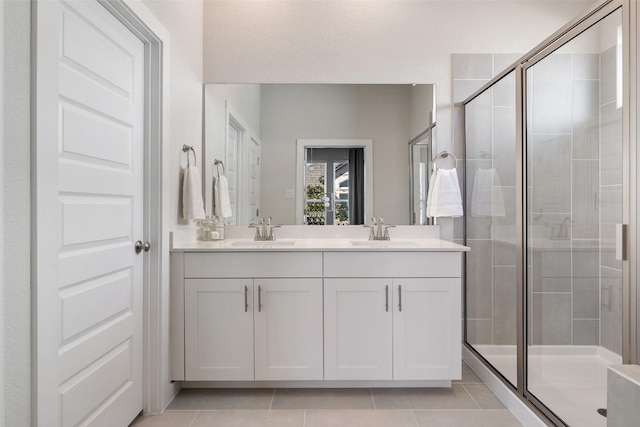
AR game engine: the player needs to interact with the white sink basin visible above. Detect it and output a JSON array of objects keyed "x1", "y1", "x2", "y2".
[
  {"x1": 230, "y1": 240, "x2": 296, "y2": 247},
  {"x1": 350, "y1": 240, "x2": 419, "y2": 247}
]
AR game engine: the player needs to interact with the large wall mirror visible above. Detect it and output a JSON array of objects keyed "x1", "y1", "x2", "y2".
[{"x1": 204, "y1": 84, "x2": 436, "y2": 225}]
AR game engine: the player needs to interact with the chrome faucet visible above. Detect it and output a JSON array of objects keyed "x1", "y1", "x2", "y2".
[
  {"x1": 364, "y1": 217, "x2": 395, "y2": 240},
  {"x1": 249, "y1": 216, "x2": 281, "y2": 241},
  {"x1": 557, "y1": 216, "x2": 573, "y2": 240},
  {"x1": 548, "y1": 216, "x2": 573, "y2": 240}
]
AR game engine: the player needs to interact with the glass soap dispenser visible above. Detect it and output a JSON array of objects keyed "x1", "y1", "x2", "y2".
[
  {"x1": 199, "y1": 216, "x2": 225, "y2": 241},
  {"x1": 199, "y1": 217, "x2": 214, "y2": 241},
  {"x1": 212, "y1": 216, "x2": 225, "y2": 240}
]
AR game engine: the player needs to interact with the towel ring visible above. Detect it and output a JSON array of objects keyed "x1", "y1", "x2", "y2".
[
  {"x1": 182, "y1": 144, "x2": 196, "y2": 166},
  {"x1": 433, "y1": 150, "x2": 458, "y2": 170},
  {"x1": 214, "y1": 159, "x2": 226, "y2": 177}
]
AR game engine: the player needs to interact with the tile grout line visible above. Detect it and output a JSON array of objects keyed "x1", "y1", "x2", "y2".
[
  {"x1": 187, "y1": 410, "x2": 199, "y2": 427},
  {"x1": 411, "y1": 409, "x2": 420, "y2": 427},
  {"x1": 460, "y1": 383, "x2": 482, "y2": 410},
  {"x1": 370, "y1": 388, "x2": 377, "y2": 410},
  {"x1": 270, "y1": 388, "x2": 276, "y2": 410}
]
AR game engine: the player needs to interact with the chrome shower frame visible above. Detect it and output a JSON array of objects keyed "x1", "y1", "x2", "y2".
[{"x1": 408, "y1": 123, "x2": 436, "y2": 225}]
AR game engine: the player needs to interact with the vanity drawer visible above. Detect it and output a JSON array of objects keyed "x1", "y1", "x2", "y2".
[
  {"x1": 324, "y1": 252, "x2": 462, "y2": 278},
  {"x1": 184, "y1": 252, "x2": 323, "y2": 278}
]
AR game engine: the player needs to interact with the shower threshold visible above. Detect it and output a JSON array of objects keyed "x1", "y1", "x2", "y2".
[{"x1": 472, "y1": 345, "x2": 621, "y2": 427}]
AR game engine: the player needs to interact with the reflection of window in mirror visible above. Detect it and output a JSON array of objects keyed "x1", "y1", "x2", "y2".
[{"x1": 303, "y1": 147, "x2": 364, "y2": 225}]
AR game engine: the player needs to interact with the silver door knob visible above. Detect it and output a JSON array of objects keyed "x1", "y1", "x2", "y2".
[{"x1": 135, "y1": 240, "x2": 151, "y2": 254}]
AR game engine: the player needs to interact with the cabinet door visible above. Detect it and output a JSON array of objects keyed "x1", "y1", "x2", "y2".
[
  {"x1": 393, "y1": 278, "x2": 461, "y2": 380},
  {"x1": 184, "y1": 279, "x2": 254, "y2": 380},
  {"x1": 254, "y1": 278, "x2": 323, "y2": 380},
  {"x1": 324, "y1": 278, "x2": 393, "y2": 380}
]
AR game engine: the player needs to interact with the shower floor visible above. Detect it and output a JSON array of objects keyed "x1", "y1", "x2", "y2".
[{"x1": 474, "y1": 345, "x2": 621, "y2": 427}]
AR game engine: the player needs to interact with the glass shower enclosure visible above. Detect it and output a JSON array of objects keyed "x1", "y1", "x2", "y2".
[{"x1": 463, "y1": 2, "x2": 626, "y2": 426}]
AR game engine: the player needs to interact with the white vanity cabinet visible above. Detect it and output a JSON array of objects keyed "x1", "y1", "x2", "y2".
[
  {"x1": 392, "y1": 278, "x2": 461, "y2": 380},
  {"x1": 171, "y1": 243, "x2": 466, "y2": 385},
  {"x1": 253, "y1": 278, "x2": 323, "y2": 380},
  {"x1": 324, "y1": 278, "x2": 393, "y2": 380},
  {"x1": 184, "y1": 278, "x2": 254, "y2": 380},
  {"x1": 174, "y1": 252, "x2": 323, "y2": 381},
  {"x1": 323, "y1": 252, "x2": 462, "y2": 381}
]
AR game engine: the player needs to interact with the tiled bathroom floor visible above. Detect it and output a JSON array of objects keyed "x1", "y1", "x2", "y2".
[{"x1": 130, "y1": 364, "x2": 524, "y2": 427}]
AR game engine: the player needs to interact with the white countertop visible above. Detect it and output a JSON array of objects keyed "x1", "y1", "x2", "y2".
[
  {"x1": 171, "y1": 225, "x2": 469, "y2": 253},
  {"x1": 171, "y1": 237, "x2": 469, "y2": 252}
]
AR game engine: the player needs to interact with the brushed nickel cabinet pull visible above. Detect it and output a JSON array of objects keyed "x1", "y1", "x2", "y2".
[
  {"x1": 258, "y1": 285, "x2": 262, "y2": 312},
  {"x1": 398, "y1": 285, "x2": 402, "y2": 312},
  {"x1": 385, "y1": 285, "x2": 389, "y2": 312},
  {"x1": 244, "y1": 285, "x2": 249, "y2": 312}
]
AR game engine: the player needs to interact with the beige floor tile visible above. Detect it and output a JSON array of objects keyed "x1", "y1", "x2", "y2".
[
  {"x1": 413, "y1": 409, "x2": 524, "y2": 426},
  {"x1": 304, "y1": 410, "x2": 418, "y2": 427},
  {"x1": 271, "y1": 388, "x2": 374, "y2": 410},
  {"x1": 463, "y1": 383, "x2": 506, "y2": 409},
  {"x1": 453, "y1": 362, "x2": 482, "y2": 384},
  {"x1": 191, "y1": 410, "x2": 304, "y2": 427},
  {"x1": 372, "y1": 385, "x2": 479, "y2": 410},
  {"x1": 167, "y1": 388, "x2": 274, "y2": 410},
  {"x1": 129, "y1": 411, "x2": 197, "y2": 426}
]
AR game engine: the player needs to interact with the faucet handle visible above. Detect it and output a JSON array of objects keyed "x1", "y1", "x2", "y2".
[
  {"x1": 363, "y1": 224, "x2": 375, "y2": 240},
  {"x1": 383, "y1": 225, "x2": 395, "y2": 239},
  {"x1": 248, "y1": 223, "x2": 262, "y2": 240},
  {"x1": 268, "y1": 224, "x2": 281, "y2": 240}
]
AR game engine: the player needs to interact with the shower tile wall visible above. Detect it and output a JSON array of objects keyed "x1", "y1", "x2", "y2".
[
  {"x1": 457, "y1": 51, "x2": 622, "y2": 350},
  {"x1": 528, "y1": 50, "x2": 623, "y2": 348},
  {"x1": 528, "y1": 53, "x2": 599, "y2": 346}
]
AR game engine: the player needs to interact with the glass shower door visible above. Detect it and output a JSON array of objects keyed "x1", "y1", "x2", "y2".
[
  {"x1": 465, "y1": 69, "x2": 518, "y2": 388},
  {"x1": 524, "y1": 8, "x2": 623, "y2": 426}
]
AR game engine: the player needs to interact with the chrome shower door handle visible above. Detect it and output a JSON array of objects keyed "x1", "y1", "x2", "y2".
[{"x1": 616, "y1": 224, "x2": 627, "y2": 261}]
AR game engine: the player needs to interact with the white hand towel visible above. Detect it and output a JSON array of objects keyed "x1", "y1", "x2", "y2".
[
  {"x1": 429, "y1": 168, "x2": 463, "y2": 218},
  {"x1": 182, "y1": 165, "x2": 206, "y2": 221},
  {"x1": 213, "y1": 175, "x2": 233, "y2": 218},
  {"x1": 471, "y1": 168, "x2": 505, "y2": 217}
]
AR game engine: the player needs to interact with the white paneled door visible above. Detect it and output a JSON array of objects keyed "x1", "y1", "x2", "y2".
[{"x1": 36, "y1": 0, "x2": 145, "y2": 425}]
